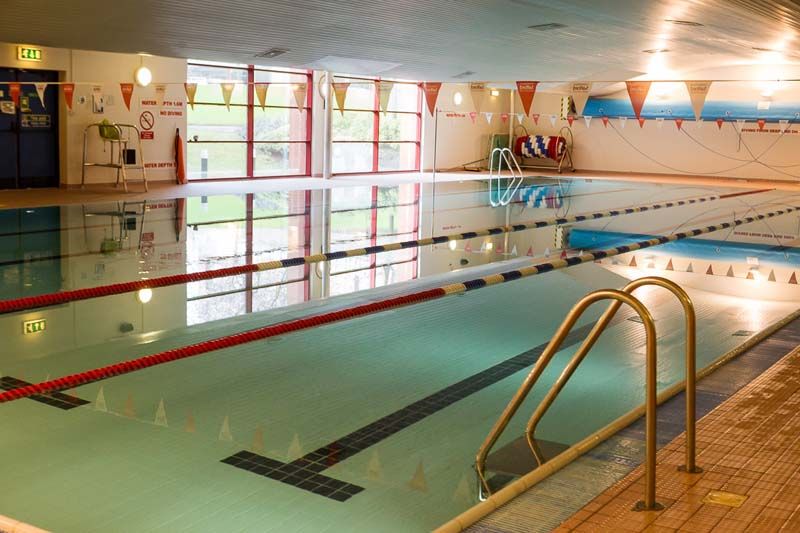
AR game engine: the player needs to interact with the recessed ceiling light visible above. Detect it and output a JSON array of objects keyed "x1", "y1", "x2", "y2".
[
  {"x1": 255, "y1": 48, "x2": 289, "y2": 59},
  {"x1": 642, "y1": 48, "x2": 670, "y2": 54},
  {"x1": 665, "y1": 19, "x2": 704, "y2": 27},
  {"x1": 528, "y1": 23, "x2": 567, "y2": 31}
]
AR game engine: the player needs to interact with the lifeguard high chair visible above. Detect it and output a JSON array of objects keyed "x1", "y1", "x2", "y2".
[{"x1": 81, "y1": 121, "x2": 148, "y2": 192}]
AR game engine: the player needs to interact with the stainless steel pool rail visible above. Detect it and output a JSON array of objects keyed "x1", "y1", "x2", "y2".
[
  {"x1": 475, "y1": 277, "x2": 700, "y2": 511},
  {"x1": 488, "y1": 147, "x2": 525, "y2": 207}
]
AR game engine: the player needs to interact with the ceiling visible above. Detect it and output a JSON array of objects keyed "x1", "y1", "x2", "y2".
[{"x1": 3, "y1": 0, "x2": 800, "y2": 83}]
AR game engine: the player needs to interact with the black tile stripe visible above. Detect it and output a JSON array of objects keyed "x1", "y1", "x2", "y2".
[{"x1": 0, "y1": 376, "x2": 89, "y2": 410}]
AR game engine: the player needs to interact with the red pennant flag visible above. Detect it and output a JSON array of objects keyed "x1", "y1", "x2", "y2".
[
  {"x1": 638, "y1": 117, "x2": 646, "y2": 128},
  {"x1": 666, "y1": 259, "x2": 674, "y2": 271},
  {"x1": 526, "y1": 246, "x2": 534, "y2": 257},
  {"x1": 675, "y1": 118, "x2": 684, "y2": 130},
  {"x1": 464, "y1": 242, "x2": 472, "y2": 253},
  {"x1": 716, "y1": 118, "x2": 724, "y2": 130},
  {"x1": 601, "y1": 116, "x2": 609, "y2": 128},
  {"x1": 629, "y1": 256, "x2": 637, "y2": 267},
  {"x1": 500, "y1": 113, "x2": 508, "y2": 124},
  {"x1": 532, "y1": 113, "x2": 540, "y2": 125},
  {"x1": 567, "y1": 116, "x2": 575, "y2": 127},
  {"x1": 516, "y1": 81, "x2": 539, "y2": 116},
  {"x1": 789, "y1": 272, "x2": 798, "y2": 285},
  {"x1": 706, "y1": 265, "x2": 714, "y2": 275},
  {"x1": 560, "y1": 250, "x2": 568, "y2": 259},
  {"x1": 423, "y1": 82, "x2": 442, "y2": 116},
  {"x1": 757, "y1": 119, "x2": 766, "y2": 131},
  {"x1": 62, "y1": 83, "x2": 75, "y2": 111},
  {"x1": 8, "y1": 82, "x2": 20, "y2": 107},
  {"x1": 468, "y1": 111, "x2": 477, "y2": 124},
  {"x1": 495, "y1": 243, "x2": 504, "y2": 254},
  {"x1": 625, "y1": 81, "x2": 651, "y2": 120},
  {"x1": 119, "y1": 83, "x2": 134, "y2": 111}
]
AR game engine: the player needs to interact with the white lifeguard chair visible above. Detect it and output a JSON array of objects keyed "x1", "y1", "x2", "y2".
[{"x1": 81, "y1": 122, "x2": 148, "y2": 192}]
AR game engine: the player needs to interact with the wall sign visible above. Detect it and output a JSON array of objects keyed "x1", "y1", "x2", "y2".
[
  {"x1": 23, "y1": 318, "x2": 46, "y2": 334},
  {"x1": 17, "y1": 46, "x2": 42, "y2": 62}
]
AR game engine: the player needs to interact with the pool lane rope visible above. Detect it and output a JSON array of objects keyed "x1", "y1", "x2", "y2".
[
  {"x1": 0, "y1": 203, "x2": 794, "y2": 405},
  {"x1": 0, "y1": 191, "x2": 765, "y2": 316}
]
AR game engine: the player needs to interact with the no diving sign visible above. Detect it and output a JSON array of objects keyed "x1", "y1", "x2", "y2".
[{"x1": 139, "y1": 110, "x2": 155, "y2": 140}]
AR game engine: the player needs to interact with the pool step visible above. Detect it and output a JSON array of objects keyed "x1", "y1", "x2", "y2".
[{"x1": 484, "y1": 437, "x2": 569, "y2": 493}]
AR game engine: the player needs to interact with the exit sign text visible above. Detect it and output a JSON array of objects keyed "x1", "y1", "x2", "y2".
[
  {"x1": 23, "y1": 319, "x2": 46, "y2": 334},
  {"x1": 17, "y1": 46, "x2": 43, "y2": 62}
]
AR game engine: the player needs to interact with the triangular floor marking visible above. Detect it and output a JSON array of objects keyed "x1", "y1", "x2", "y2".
[
  {"x1": 452, "y1": 473, "x2": 472, "y2": 504},
  {"x1": 123, "y1": 393, "x2": 136, "y2": 418},
  {"x1": 154, "y1": 399, "x2": 168, "y2": 427},
  {"x1": 287, "y1": 434, "x2": 303, "y2": 459},
  {"x1": 219, "y1": 415, "x2": 233, "y2": 442},
  {"x1": 94, "y1": 386, "x2": 107, "y2": 412},
  {"x1": 408, "y1": 460, "x2": 428, "y2": 492},
  {"x1": 252, "y1": 425, "x2": 265, "y2": 454},
  {"x1": 185, "y1": 412, "x2": 196, "y2": 433},
  {"x1": 367, "y1": 450, "x2": 383, "y2": 481}
]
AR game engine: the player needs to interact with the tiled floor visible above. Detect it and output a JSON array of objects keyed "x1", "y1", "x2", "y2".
[{"x1": 555, "y1": 344, "x2": 800, "y2": 532}]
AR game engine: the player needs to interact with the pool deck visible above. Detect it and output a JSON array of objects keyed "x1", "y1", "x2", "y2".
[{"x1": 555, "y1": 342, "x2": 800, "y2": 532}]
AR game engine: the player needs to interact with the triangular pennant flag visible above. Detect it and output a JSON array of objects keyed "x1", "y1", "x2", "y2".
[
  {"x1": 629, "y1": 255, "x2": 637, "y2": 267},
  {"x1": 706, "y1": 265, "x2": 714, "y2": 275},
  {"x1": 119, "y1": 83, "x2": 134, "y2": 111},
  {"x1": 464, "y1": 242, "x2": 472, "y2": 253},
  {"x1": 516, "y1": 81, "x2": 539, "y2": 116},
  {"x1": 686, "y1": 262, "x2": 694, "y2": 273},
  {"x1": 549, "y1": 114, "x2": 557, "y2": 126},
  {"x1": 601, "y1": 116, "x2": 609, "y2": 128},
  {"x1": 62, "y1": 83, "x2": 75, "y2": 111},
  {"x1": 468, "y1": 111, "x2": 477, "y2": 124},
  {"x1": 94, "y1": 386, "x2": 107, "y2": 412},
  {"x1": 255, "y1": 82, "x2": 269, "y2": 109},
  {"x1": 184, "y1": 83, "x2": 198, "y2": 109},
  {"x1": 511, "y1": 245, "x2": 518, "y2": 256},
  {"x1": 377, "y1": 80, "x2": 394, "y2": 114},
  {"x1": 560, "y1": 250, "x2": 568, "y2": 259},
  {"x1": 675, "y1": 118, "x2": 684, "y2": 130},
  {"x1": 516, "y1": 112, "x2": 525, "y2": 124},
  {"x1": 123, "y1": 393, "x2": 136, "y2": 418},
  {"x1": 154, "y1": 84, "x2": 166, "y2": 107},
  {"x1": 716, "y1": 118, "x2": 724, "y2": 130},
  {"x1": 219, "y1": 415, "x2": 233, "y2": 441},
  {"x1": 685, "y1": 81, "x2": 712, "y2": 121},
  {"x1": 500, "y1": 112, "x2": 509, "y2": 124},
  {"x1": 768, "y1": 269, "x2": 776, "y2": 282},
  {"x1": 408, "y1": 460, "x2": 428, "y2": 492},
  {"x1": 544, "y1": 247, "x2": 551, "y2": 257},
  {"x1": 34, "y1": 83, "x2": 47, "y2": 108},
  {"x1": 367, "y1": 450, "x2": 383, "y2": 481},
  {"x1": 220, "y1": 83, "x2": 235, "y2": 111},
  {"x1": 570, "y1": 82, "x2": 592, "y2": 116},
  {"x1": 423, "y1": 82, "x2": 442, "y2": 116},
  {"x1": 726, "y1": 265, "x2": 735, "y2": 277},
  {"x1": 453, "y1": 474, "x2": 472, "y2": 504},
  {"x1": 154, "y1": 399, "x2": 168, "y2": 427},
  {"x1": 789, "y1": 272, "x2": 798, "y2": 285},
  {"x1": 495, "y1": 243, "x2": 504, "y2": 254},
  {"x1": 484, "y1": 112, "x2": 493, "y2": 124},
  {"x1": 526, "y1": 246, "x2": 534, "y2": 257},
  {"x1": 656, "y1": 117, "x2": 665, "y2": 129},
  {"x1": 469, "y1": 82, "x2": 485, "y2": 113},
  {"x1": 8, "y1": 82, "x2": 20, "y2": 108},
  {"x1": 567, "y1": 116, "x2": 575, "y2": 127},
  {"x1": 757, "y1": 119, "x2": 766, "y2": 131},
  {"x1": 584, "y1": 116, "x2": 592, "y2": 128},
  {"x1": 638, "y1": 117, "x2": 646, "y2": 128},
  {"x1": 532, "y1": 113, "x2": 540, "y2": 125},
  {"x1": 666, "y1": 259, "x2": 674, "y2": 271},
  {"x1": 332, "y1": 81, "x2": 350, "y2": 116},
  {"x1": 695, "y1": 119, "x2": 704, "y2": 129},
  {"x1": 292, "y1": 83, "x2": 307, "y2": 111},
  {"x1": 619, "y1": 116, "x2": 627, "y2": 129},
  {"x1": 252, "y1": 425, "x2": 265, "y2": 454},
  {"x1": 625, "y1": 81, "x2": 651, "y2": 119},
  {"x1": 779, "y1": 119, "x2": 789, "y2": 132},
  {"x1": 287, "y1": 433, "x2": 303, "y2": 459},
  {"x1": 184, "y1": 411, "x2": 196, "y2": 433},
  {"x1": 746, "y1": 271, "x2": 755, "y2": 280}
]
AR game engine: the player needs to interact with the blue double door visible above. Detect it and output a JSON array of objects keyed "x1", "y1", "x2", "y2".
[{"x1": 0, "y1": 68, "x2": 60, "y2": 189}]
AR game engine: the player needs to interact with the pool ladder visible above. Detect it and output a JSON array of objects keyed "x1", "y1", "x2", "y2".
[
  {"x1": 488, "y1": 148, "x2": 525, "y2": 207},
  {"x1": 475, "y1": 276, "x2": 701, "y2": 511}
]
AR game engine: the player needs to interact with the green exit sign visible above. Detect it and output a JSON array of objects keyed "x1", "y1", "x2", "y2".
[
  {"x1": 23, "y1": 318, "x2": 46, "y2": 334},
  {"x1": 17, "y1": 46, "x2": 42, "y2": 62}
]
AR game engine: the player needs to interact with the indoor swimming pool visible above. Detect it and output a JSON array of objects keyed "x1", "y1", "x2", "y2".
[{"x1": 1, "y1": 182, "x2": 798, "y2": 531}]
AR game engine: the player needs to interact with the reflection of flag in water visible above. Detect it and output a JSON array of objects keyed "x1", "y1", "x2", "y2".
[{"x1": 175, "y1": 198, "x2": 186, "y2": 242}]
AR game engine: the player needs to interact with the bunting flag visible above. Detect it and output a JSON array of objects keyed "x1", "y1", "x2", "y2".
[
  {"x1": 516, "y1": 81, "x2": 539, "y2": 116},
  {"x1": 255, "y1": 83, "x2": 269, "y2": 109},
  {"x1": 757, "y1": 119, "x2": 766, "y2": 131},
  {"x1": 549, "y1": 114, "x2": 557, "y2": 126},
  {"x1": 675, "y1": 118, "x2": 684, "y2": 130},
  {"x1": 469, "y1": 82, "x2": 486, "y2": 113},
  {"x1": 790, "y1": 272, "x2": 798, "y2": 285},
  {"x1": 638, "y1": 117, "x2": 646, "y2": 128},
  {"x1": 532, "y1": 113, "x2": 540, "y2": 125},
  {"x1": 500, "y1": 112, "x2": 509, "y2": 124},
  {"x1": 184, "y1": 83, "x2": 198, "y2": 110},
  {"x1": 332, "y1": 82, "x2": 350, "y2": 116},
  {"x1": 34, "y1": 83, "x2": 47, "y2": 108},
  {"x1": 567, "y1": 116, "x2": 575, "y2": 127},
  {"x1": 62, "y1": 83, "x2": 75, "y2": 111},
  {"x1": 619, "y1": 116, "x2": 627, "y2": 128},
  {"x1": 779, "y1": 119, "x2": 789, "y2": 132},
  {"x1": 570, "y1": 82, "x2": 592, "y2": 116},
  {"x1": 656, "y1": 117, "x2": 665, "y2": 129},
  {"x1": 484, "y1": 112, "x2": 493, "y2": 124},
  {"x1": 601, "y1": 116, "x2": 609, "y2": 128},
  {"x1": 468, "y1": 111, "x2": 477, "y2": 124},
  {"x1": 526, "y1": 246, "x2": 534, "y2": 257},
  {"x1": 625, "y1": 81, "x2": 651, "y2": 120},
  {"x1": 584, "y1": 116, "x2": 592, "y2": 128},
  {"x1": 377, "y1": 80, "x2": 394, "y2": 114},
  {"x1": 292, "y1": 83, "x2": 307, "y2": 111},
  {"x1": 220, "y1": 83, "x2": 235, "y2": 111},
  {"x1": 685, "y1": 81, "x2": 712, "y2": 121},
  {"x1": 695, "y1": 119, "x2": 703, "y2": 129},
  {"x1": 421, "y1": 82, "x2": 441, "y2": 116},
  {"x1": 516, "y1": 112, "x2": 525, "y2": 124},
  {"x1": 464, "y1": 242, "x2": 473, "y2": 253},
  {"x1": 8, "y1": 82, "x2": 20, "y2": 108},
  {"x1": 119, "y1": 83, "x2": 134, "y2": 111},
  {"x1": 716, "y1": 118, "x2": 724, "y2": 130},
  {"x1": 154, "y1": 84, "x2": 167, "y2": 107}
]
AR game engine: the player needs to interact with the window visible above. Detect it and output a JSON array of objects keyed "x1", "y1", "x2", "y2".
[
  {"x1": 187, "y1": 62, "x2": 312, "y2": 180},
  {"x1": 331, "y1": 77, "x2": 422, "y2": 174},
  {"x1": 186, "y1": 192, "x2": 310, "y2": 325},
  {"x1": 329, "y1": 184, "x2": 420, "y2": 295}
]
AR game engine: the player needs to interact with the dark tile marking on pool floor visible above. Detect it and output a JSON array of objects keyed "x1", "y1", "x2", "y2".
[
  {"x1": 221, "y1": 321, "x2": 601, "y2": 500},
  {"x1": 0, "y1": 376, "x2": 89, "y2": 410}
]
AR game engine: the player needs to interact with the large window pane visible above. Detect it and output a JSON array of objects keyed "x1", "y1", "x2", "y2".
[
  {"x1": 339, "y1": 81, "x2": 375, "y2": 109},
  {"x1": 379, "y1": 112, "x2": 418, "y2": 142},
  {"x1": 188, "y1": 105, "x2": 247, "y2": 141},
  {"x1": 253, "y1": 107, "x2": 307, "y2": 141},
  {"x1": 254, "y1": 143, "x2": 307, "y2": 177},
  {"x1": 330, "y1": 269, "x2": 371, "y2": 296},
  {"x1": 253, "y1": 280, "x2": 306, "y2": 312},
  {"x1": 375, "y1": 261, "x2": 415, "y2": 287},
  {"x1": 332, "y1": 143, "x2": 373, "y2": 173},
  {"x1": 378, "y1": 143, "x2": 417, "y2": 172},
  {"x1": 254, "y1": 69, "x2": 310, "y2": 108},
  {"x1": 188, "y1": 292, "x2": 247, "y2": 325},
  {"x1": 387, "y1": 83, "x2": 420, "y2": 112},
  {"x1": 187, "y1": 64, "x2": 249, "y2": 105},
  {"x1": 188, "y1": 142, "x2": 247, "y2": 179},
  {"x1": 332, "y1": 111, "x2": 373, "y2": 141}
]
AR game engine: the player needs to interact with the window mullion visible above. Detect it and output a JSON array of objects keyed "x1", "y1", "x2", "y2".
[{"x1": 246, "y1": 65, "x2": 255, "y2": 179}]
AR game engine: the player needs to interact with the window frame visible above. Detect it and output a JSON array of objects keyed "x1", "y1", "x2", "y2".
[
  {"x1": 187, "y1": 61, "x2": 313, "y2": 181},
  {"x1": 331, "y1": 76, "x2": 423, "y2": 175}
]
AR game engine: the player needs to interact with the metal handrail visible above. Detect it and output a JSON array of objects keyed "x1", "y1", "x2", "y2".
[
  {"x1": 526, "y1": 276, "x2": 701, "y2": 475},
  {"x1": 488, "y1": 147, "x2": 525, "y2": 207},
  {"x1": 475, "y1": 288, "x2": 663, "y2": 511}
]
